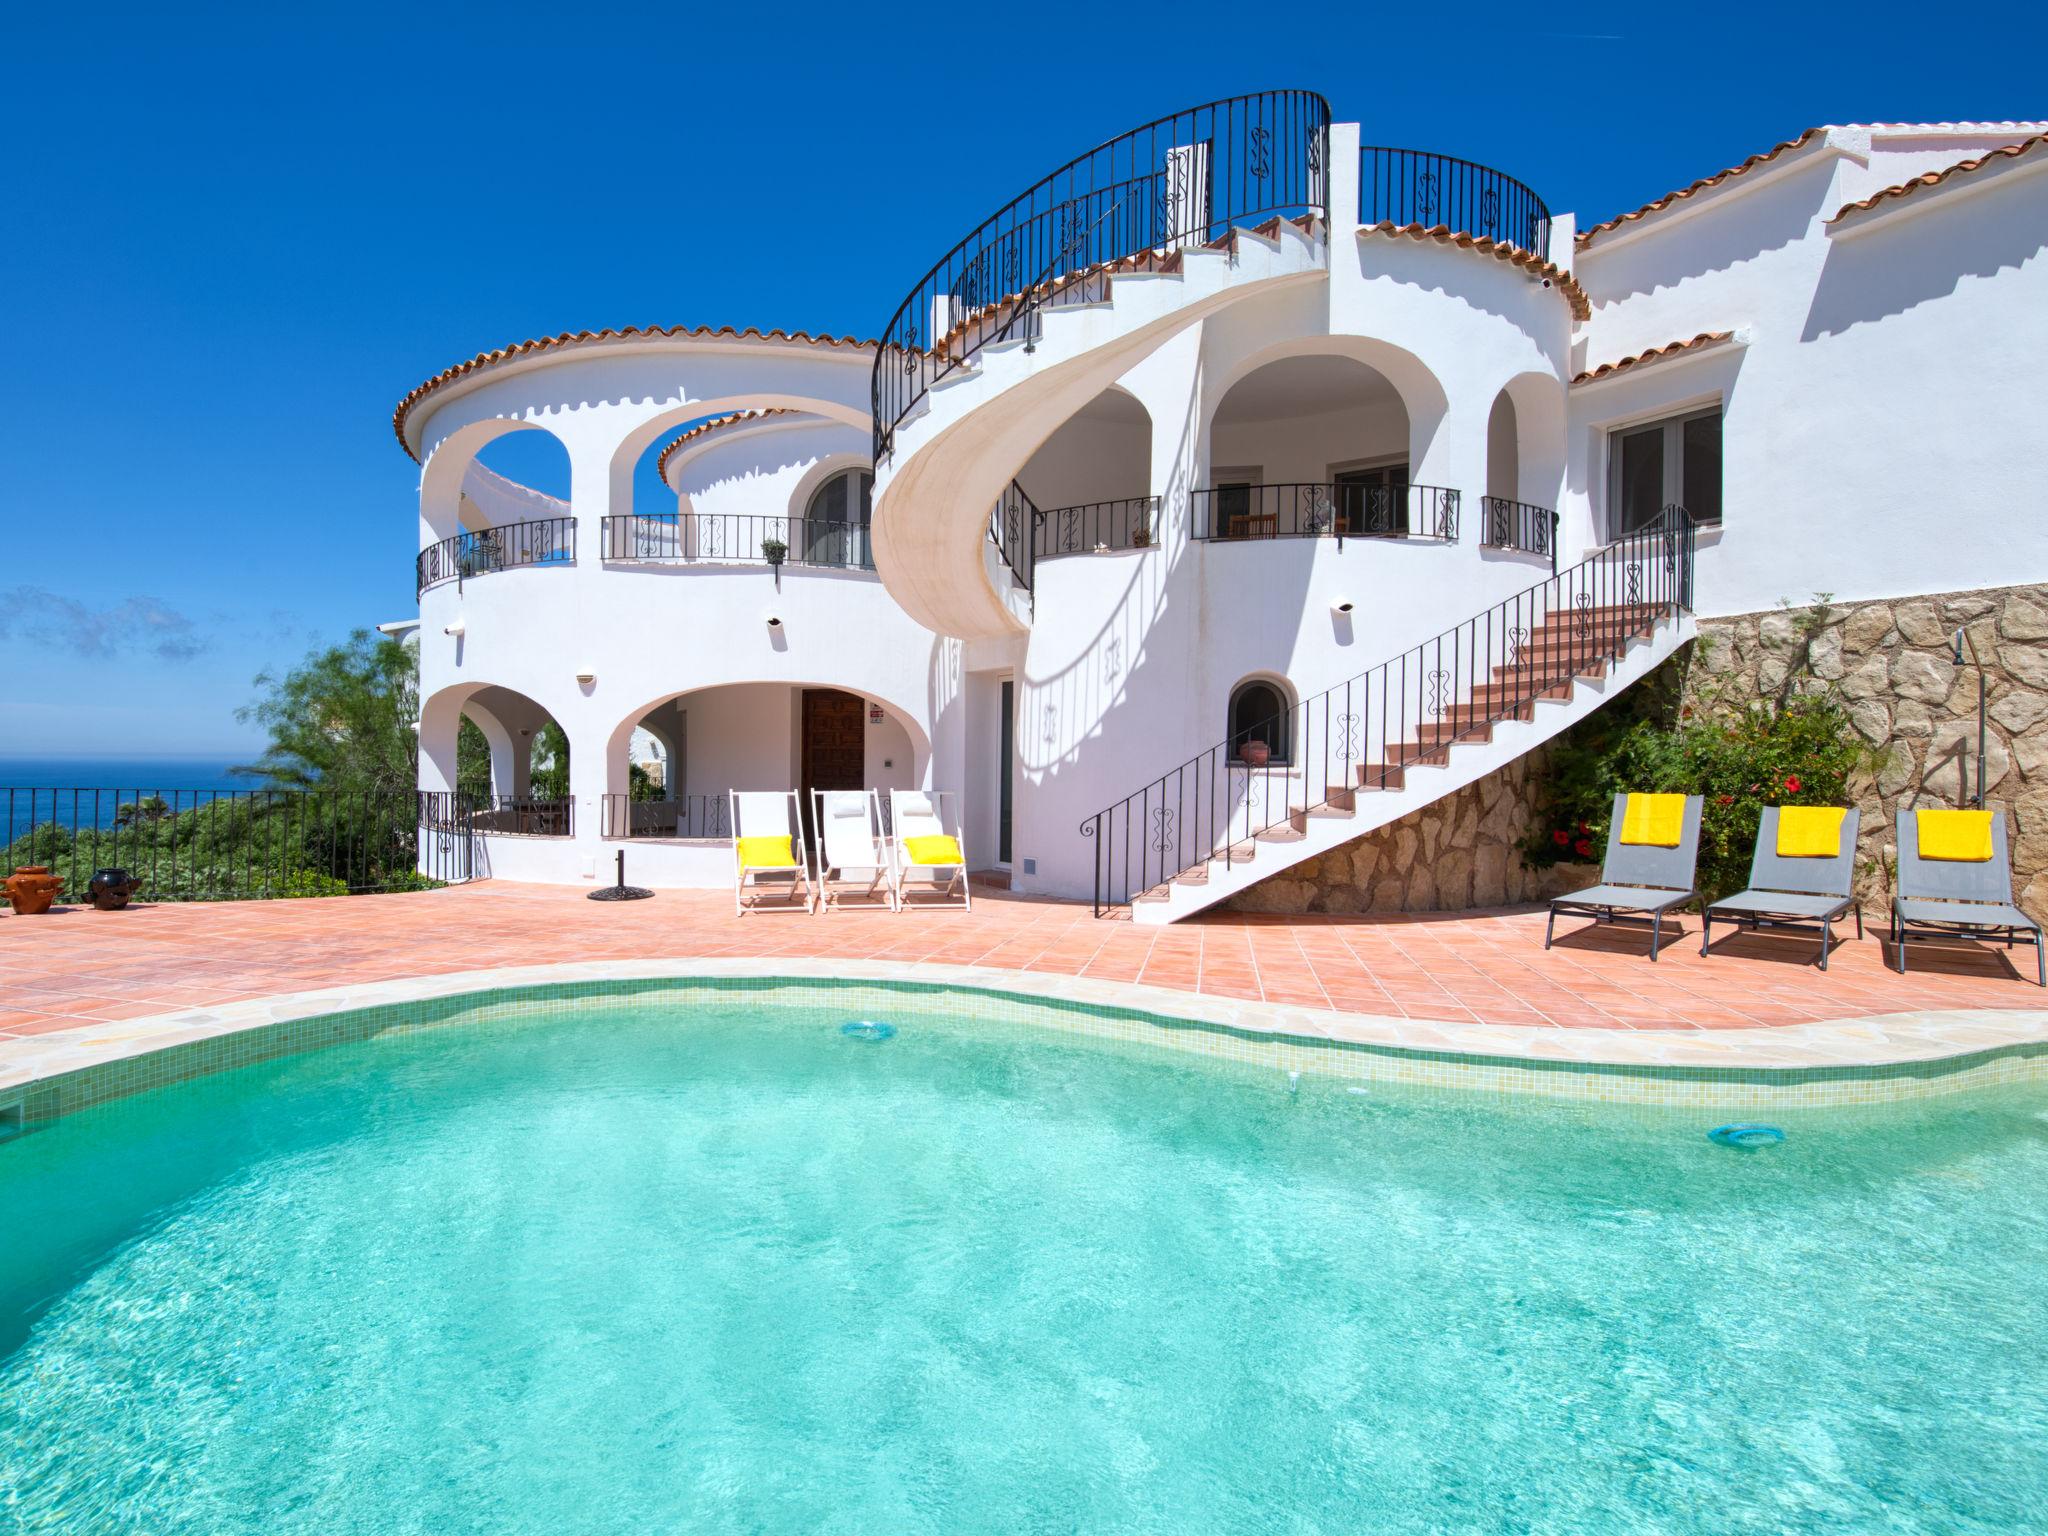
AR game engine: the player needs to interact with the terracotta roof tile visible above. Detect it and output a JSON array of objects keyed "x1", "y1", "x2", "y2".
[
  {"x1": 1572, "y1": 331, "x2": 1734, "y2": 385},
  {"x1": 653, "y1": 408, "x2": 800, "y2": 481},
  {"x1": 1829, "y1": 134, "x2": 2048, "y2": 224},
  {"x1": 1577, "y1": 130, "x2": 1824, "y2": 250},
  {"x1": 1357, "y1": 221, "x2": 1592, "y2": 320},
  {"x1": 393, "y1": 325, "x2": 875, "y2": 461}
]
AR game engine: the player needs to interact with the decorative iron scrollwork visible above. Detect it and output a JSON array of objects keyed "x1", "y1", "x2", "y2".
[
  {"x1": 1337, "y1": 712, "x2": 1360, "y2": 759},
  {"x1": 1426, "y1": 669, "x2": 1451, "y2": 719},
  {"x1": 1626, "y1": 560, "x2": 1644, "y2": 604},
  {"x1": 1414, "y1": 171, "x2": 1439, "y2": 220},
  {"x1": 1507, "y1": 626, "x2": 1528, "y2": 667},
  {"x1": 1248, "y1": 127, "x2": 1271, "y2": 181},
  {"x1": 1573, "y1": 590, "x2": 1594, "y2": 637},
  {"x1": 1479, "y1": 187, "x2": 1500, "y2": 234},
  {"x1": 1149, "y1": 806, "x2": 1177, "y2": 854}
]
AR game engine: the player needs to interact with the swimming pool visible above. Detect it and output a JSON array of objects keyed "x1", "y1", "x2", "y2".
[{"x1": 3, "y1": 985, "x2": 2045, "y2": 1532}]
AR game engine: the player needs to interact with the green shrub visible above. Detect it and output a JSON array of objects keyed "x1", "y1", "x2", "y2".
[
  {"x1": 1523, "y1": 653, "x2": 1868, "y2": 904},
  {"x1": 276, "y1": 869, "x2": 350, "y2": 899}
]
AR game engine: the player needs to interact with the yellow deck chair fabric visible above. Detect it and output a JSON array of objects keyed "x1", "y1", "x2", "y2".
[
  {"x1": 1776, "y1": 806, "x2": 1847, "y2": 858},
  {"x1": 1618, "y1": 793, "x2": 1686, "y2": 848},
  {"x1": 904, "y1": 834, "x2": 963, "y2": 867},
  {"x1": 736, "y1": 835, "x2": 795, "y2": 870},
  {"x1": 1915, "y1": 808, "x2": 1994, "y2": 862}
]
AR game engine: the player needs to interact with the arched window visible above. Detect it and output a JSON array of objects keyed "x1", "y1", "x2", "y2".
[
  {"x1": 803, "y1": 468, "x2": 873, "y2": 567},
  {"x1": 1228, "y1": 678, "x2": 1291, "y2": 764}
]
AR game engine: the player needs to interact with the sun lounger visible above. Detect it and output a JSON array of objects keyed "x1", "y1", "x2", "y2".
[
  {"x1": 1545, "y1": 792, "x2": 1703, "y2": 961},
  {"x1": 887, "y1": 790, "x2": 970, "y2": 911},
  {"x1": 1890, "y1": 808, "x2": 2043, "y2": 985},
  {"x1": 730, "y1": 790, "x2": 814, "y2": 915},
  {"x1": 813, "y1": 789, "x2": 895, "y2": 911},
  {"x1": 1701, "y1": 806, "x2": 1862, "y2": 969}
]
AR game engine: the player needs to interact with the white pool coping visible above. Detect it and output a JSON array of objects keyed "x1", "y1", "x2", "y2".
[{"x1": 4, "y1": 958, "x2": 2047, "y2": 1103}]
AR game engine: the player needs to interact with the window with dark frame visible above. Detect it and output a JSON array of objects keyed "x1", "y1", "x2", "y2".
[{"x1": 1608, "y1": 406, "x2": 1721, "y2": 536}]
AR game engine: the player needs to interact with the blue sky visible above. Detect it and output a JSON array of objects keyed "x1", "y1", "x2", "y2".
[{"x1": 0, "y1": 1, "x2": 2032, "y2": 760}]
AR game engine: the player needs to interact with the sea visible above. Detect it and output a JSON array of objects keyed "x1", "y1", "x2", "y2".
[{"x1": 0, "y1": 757, "x2": 277, "y2": 833}]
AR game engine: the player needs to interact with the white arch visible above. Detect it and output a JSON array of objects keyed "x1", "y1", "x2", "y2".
[
  {"x1": 1495, "y1": 370, "x2": 1568, "y2": 511},
  {"x1": 1201, "y1": 335, "x2": 1451, "y2": 472},
  {"x1": 419, "y1": 420, "x2": 574, "y2": 545}
]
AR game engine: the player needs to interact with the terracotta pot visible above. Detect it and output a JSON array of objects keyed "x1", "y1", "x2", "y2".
[
  {"x1": 88, "y1": 867, "x2": 143, "y2": 911},
  {"x1": 1237, "y1": 740, "x2": 1273, "y2": 769},
  {"x1": 5, "y1": 865, "x2": 63, "y2": 916}
]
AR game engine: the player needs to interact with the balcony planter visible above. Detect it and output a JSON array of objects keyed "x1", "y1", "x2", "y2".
[
  {"x1": 1237, "y1": 740, "x2": 1272, "y2": 769},
  {"x1": 87, "y1": 867, "x2": 143, "y2": 911},
  {"x1": 5, "y1": 865, "x2": 62, "y2": 916},
  {"x1": 1131, "y1": 521, "x2": 1152, "y2": 549}
]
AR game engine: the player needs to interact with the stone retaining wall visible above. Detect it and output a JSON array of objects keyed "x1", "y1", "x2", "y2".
[{"x1": 1690, "y1": 583, "x2": 2048, "y2": 924}]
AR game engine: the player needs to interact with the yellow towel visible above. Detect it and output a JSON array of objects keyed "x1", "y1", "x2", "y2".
[
  {"x1": 1618, "y1": 793, "x2": 1686, "y2": 847},
  {"x1": 1775, "y1": 806, "x2": 1847, "y2": 858},
  {"x1": 904, "y1": 834, "x2": 963, "y2": 866},
  {"x1": 736, "y1": 835, "x2": 795, "y2": 869},
  {"x1": 1915, "y1": 809, "x2": 1993, "y2": 862}
]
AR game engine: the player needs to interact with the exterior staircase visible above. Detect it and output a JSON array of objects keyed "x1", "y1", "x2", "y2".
[
  {"x1": 1085, "y1": 511, "x2": 1700, "y2": 923},
  {"x1": 869, "y1": 92, "x2": 1334, "y2": 642}
]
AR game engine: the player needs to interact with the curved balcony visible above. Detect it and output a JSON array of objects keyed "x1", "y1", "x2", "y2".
[
  {"x1": 1358, "y1": 146, "x2": 1551, "y2": 258},
  {"x1": 1190, "y1": 483, "x2": 1461, "y2": 543},
  {"x1": 417, "y1": 517, "x2": 575, "y2": 595},
  {"x1": 599, "y1": 513, "x2": 874, "y2": 573},
  {"x1": 874, "y1": 90, "x2": 1332, "y2": 460}
]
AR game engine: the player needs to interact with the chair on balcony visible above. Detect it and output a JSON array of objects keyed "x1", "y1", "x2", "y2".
[
  {"x1": 887, "y1": 790, "x2": 970, "y2": 911},
  {"x1": 1701, "y1": 806, "x2": 1861, "y2": 970},
  {"x1": 729, "y1": 790, "x2": 814, "y2": 915},
  {"x1": 1890, "y1": 809, "x2": 2044, "y2": 984},
  {"x1": 813, "y1": 789, "x2": 895, "y2": 912},
  {"x1": 1544, "y1": 793, "x2": 1702, "y2": 961}
]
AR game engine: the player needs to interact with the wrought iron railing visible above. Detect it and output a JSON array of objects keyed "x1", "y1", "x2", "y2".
[
  {"x1": 600, "y1": 513, "x2": 874, "y2": 572},
  {"x1": 1358, "y1": 146, "x2": 1551, "y2": 257},
  {"x1": 1081, "y1": 508, "x2": 1696, "y2": 913},
  {"x1": 448, "y1": 794, "x2": 575, "y2": 837},
  {"x1": 417, "y1": 517, "x2": 575, "y2": 595},
  {"x1": 989, "y1": 480, "x2": 1039, "y2": 594},
  {"x1": 1, "y1": 788, "x2": 482, "y2": 901},
  {"x1": 875, "y1": 91, "x2": 1331, "y2": 460},
  {"x1": 1032, "y1": 497, "x2": 1161, "y2": 564},
  {"x1": 1480, "y1": 497, "x2": 1559, "y2": 566},
  {"x1": 1190, "y1": 483, "x2": 1461, "y2": 543},
  {"x1": 599, "y1": 794, "x2": 732, "y2": 839}
]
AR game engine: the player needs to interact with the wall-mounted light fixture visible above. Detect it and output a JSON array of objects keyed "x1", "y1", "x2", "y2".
[
  {"x1": 576, "y1": 668, "x2": 596, "y2": 686},
  {"x1": 443, "y1": 619, "x2": 466, "y2": 637}
]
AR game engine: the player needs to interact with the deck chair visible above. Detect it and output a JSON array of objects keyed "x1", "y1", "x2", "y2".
[
  {"x1": 888, "y1": 790, "x2": 971, "y2": 911},
  {"x1": 1545, "y1": 792, "x2": 1703, "y2": 961},
  {"x1": 1891, "y1": 809, "x2": 2044, "y2": 985},
  {"x1": 730, "y1": 790, "x2": 814, "y2": 915},
  {"x1": 812, "y1": 789, "x2": 895, "y2": 911},
  {"x1": 1701, "y1": 807, "x2": 1862, "y2": 969}
]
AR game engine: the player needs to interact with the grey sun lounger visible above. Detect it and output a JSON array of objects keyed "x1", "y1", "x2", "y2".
[
  {"x1": 1545, "y1": 793, "x2": 1703, "y2": 961},
  {"x1": 1890, "y1": 809, "x2": 2044, "y2": 986},
  {"x1": 1701, "y1": 807, "x2": 1862, "y2": 970}
]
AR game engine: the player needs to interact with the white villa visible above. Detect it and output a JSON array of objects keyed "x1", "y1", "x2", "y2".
[{"x1": 401, "y1": 100, "x2": 2048, "y2": 922}]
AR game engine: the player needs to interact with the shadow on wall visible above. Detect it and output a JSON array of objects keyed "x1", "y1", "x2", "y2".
[
  {"x1": 1586, "y1": 155, "x2": 1837, "y2": 303},
  {"x1": 1802, "y1": 191, "x2": 2048, "y2": 338}
]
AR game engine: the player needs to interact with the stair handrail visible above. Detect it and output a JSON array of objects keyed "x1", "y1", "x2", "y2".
[
  {"x1": 1080, "y1": 507, "x2": 1696, "y2": 913},
  {"x1": 988, "y1": 478, "x2": 1040, "y2": 593},
  {"x1": 874, "y1": 91, "x2": 1331, "y2": 461}
]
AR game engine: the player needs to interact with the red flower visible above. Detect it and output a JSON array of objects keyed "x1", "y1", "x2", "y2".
[
  {"x1": 1552, "y1": 829, "x2": 1572, "y2": 847},
  {"x1": 1681, "y1": 706, "x2": 1693, "y2": 719},
  {"x1": 1785, "y1": 775, "x2": 1802, "y2": 793},
  {"x1": 1574, "y1": 838, "x2": 1595, "y2": 858},
  {"x1": 1717, "y1": 794, "x2": 1734, "y2": 806},
  {"x1": 1576, "y1": 821, "x2": 1590, "y2": 836}
]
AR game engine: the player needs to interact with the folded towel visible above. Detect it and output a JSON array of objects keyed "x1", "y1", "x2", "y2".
[
  {"x1": 1619, "y1": 793, "x2": 1686, "y2": 847},
  {"x1": 737, "y1": 835, "x2": 795, "y2": 869},
  {"x1": 1776, "y1": 806, "x2": 1847, "y2": 858},
  {"x1": 1915, "y1": 809, "x2": 1993, "y2": 862},
  {"x1": 904, "y1": 834, "x2": 963, "y2": 866}
]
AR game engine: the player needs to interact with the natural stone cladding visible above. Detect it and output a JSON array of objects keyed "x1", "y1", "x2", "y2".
[
  {"x1": 1226, "y1": 582, "x2": 2048, "y2": 923},
  {"x1": 1223, "y1": 751, "x2": 1591, "y2": 916},
  {"x1": 1690, "y1": 583, "x2": 2048, "y2": 925}
]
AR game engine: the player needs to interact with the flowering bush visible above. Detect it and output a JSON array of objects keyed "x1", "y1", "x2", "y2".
[{"x1": 1521, "y1": 659, "x2": 1867, "y2": 902}]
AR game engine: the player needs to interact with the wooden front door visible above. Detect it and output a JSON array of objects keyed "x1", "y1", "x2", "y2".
[{"x1": 800, "y1": 689, "x2": 866, "y2": 836}]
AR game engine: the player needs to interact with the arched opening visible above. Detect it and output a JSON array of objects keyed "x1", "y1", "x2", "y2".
[
  {"x1": 1481, "y1": 373, "x2": 1567, "y2": 556},
  {"x1": 1228, "y1": 677, "x2": 1293, "y2": 765},
  {"x1": 421, "y1": 684, "x2": 573, "y2": 837},
  {"x1": 1205, "y1": 354, "x2": 1423, "y2": 540},
  {"x1": 1016, "y1": 386, "x2": 1153, "y2": 556},
  {"x1": 601, "y1": 683, "x2": 926, "y2": 841},
  {"x1": 419, "y1": 422, "x2": 574, "y2": 548},
  {"x1": 799, "y1": 467, "x2": 873, "y2": 568}
]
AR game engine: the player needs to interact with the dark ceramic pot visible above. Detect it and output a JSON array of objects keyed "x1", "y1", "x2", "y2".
[
  {"x1": 88, "y1": 867, "x2": 143, "y2": 911},
  {"x1": 1237, "y1": 740, "x2": 1273, "y2": 769}
]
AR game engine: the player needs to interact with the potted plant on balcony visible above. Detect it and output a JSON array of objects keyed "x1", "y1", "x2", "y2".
[
  {"x1": 1237, "y1": 739, "x2": 1272, "y2": 769},
  {"x1": 761, "y1": 535, "x2": 787, "y2": 589},
  {"x1": 1130, "y1": 514, "x2": 1152, "y2": 549}
]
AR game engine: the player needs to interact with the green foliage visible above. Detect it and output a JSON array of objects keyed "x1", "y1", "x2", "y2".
[
  {"x1": 530, "y1": 723, "x2": 570, "y2": 799},
  {"x1": 1522, "y1": 641, "x2": 1869, "y2": 902},
  {"x1": 457, "y1": 717, "x2": 492, "y2": 790},
  {"x1": 278, "y1": 868, "x2": 350, "y2": 898},
  {"x1": 234, "y1": 630, "x2": 418, "y2": 796}
]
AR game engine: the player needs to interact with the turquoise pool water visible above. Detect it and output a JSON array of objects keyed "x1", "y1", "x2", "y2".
[{"x1": 3, "y1": 993, "x2": 2046, "y2": 1533}]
